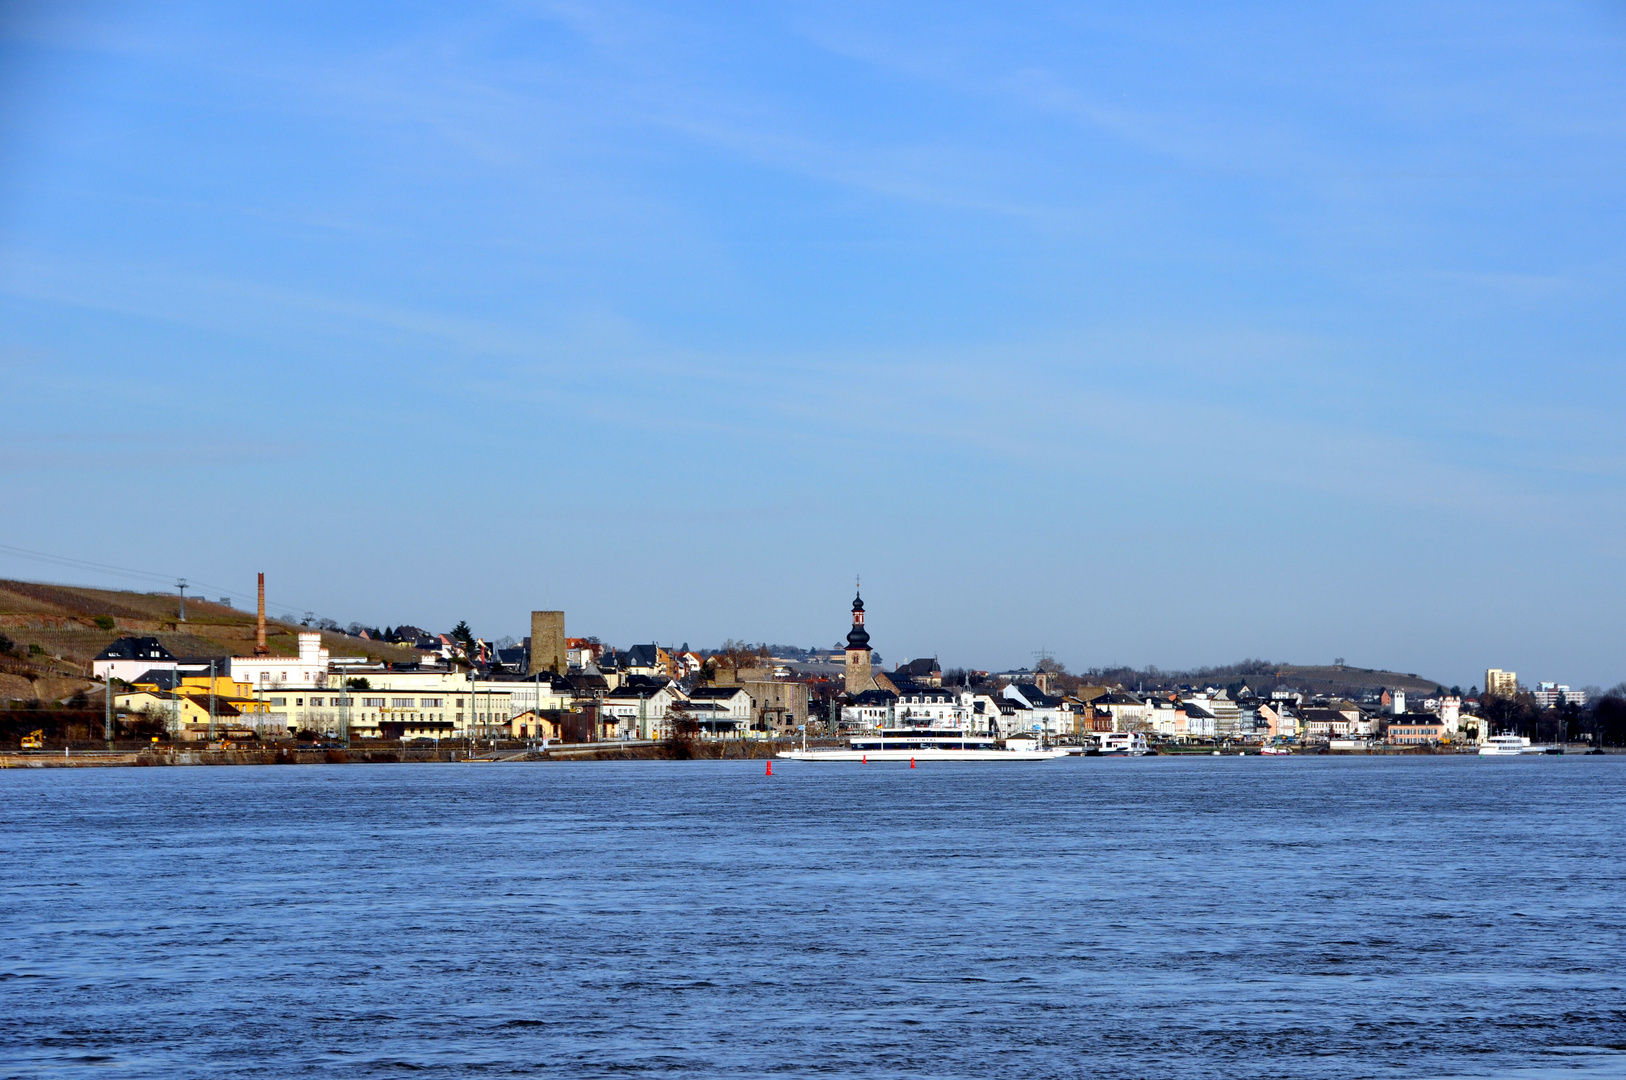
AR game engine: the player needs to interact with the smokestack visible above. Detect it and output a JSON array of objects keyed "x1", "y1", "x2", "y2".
[{"x1": 255, "y1": 573, "x2": 268, "y2": 655}]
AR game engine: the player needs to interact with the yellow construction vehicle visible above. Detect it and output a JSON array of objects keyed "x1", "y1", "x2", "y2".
[{"x1": 20, "y1": 730, "x2": 44, "y2": 750}]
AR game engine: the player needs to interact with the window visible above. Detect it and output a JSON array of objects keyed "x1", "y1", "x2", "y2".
[
  {"x1": 296, "y1": 698, "x2": 304, "y2": 706},
  {"x1": 363, "y1": 697, "x2": 385, "y2": 708},
  {"x1": 392, "y1": 697, "x2": 414, "y2": 707},
  {"x1": 421, "y1": 698, "x2": 441, "y2": 708},
  {"x1": 270, "y1": 697, "x2": 286, "y2": 706}
]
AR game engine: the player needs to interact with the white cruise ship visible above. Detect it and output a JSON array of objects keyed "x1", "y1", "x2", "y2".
[
  {"x1": 777, "y1": 726, "x2": 1071, "y2": 762},
  {"x1": 1479, "y1": 734, "x2": 1529, "y2": 756},
  {"x1": 1478, "y1": 733, "x2": 1558, "y2": 756}
]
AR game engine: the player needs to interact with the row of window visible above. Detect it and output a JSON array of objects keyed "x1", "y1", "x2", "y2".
[{"x1": 268, "y1": 696, "x2": 451, "y2": 709}]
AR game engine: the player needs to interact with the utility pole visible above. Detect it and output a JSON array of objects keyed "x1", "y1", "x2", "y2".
[
  {"x1": 177, "y1": 578, "x2": 187, "y2": 622},
  {"x1": 338, "y1": 669, "x2": 350, "y2": 747},
  {"x1": 208, "y1": 659, "x2": 217, "y2": 742},
  {"x1": 105, "y1": 672, "x2": 113, "y2": 744}
]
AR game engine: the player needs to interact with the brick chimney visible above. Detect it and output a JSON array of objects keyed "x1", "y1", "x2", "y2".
[{"x1": 255, "y1": 572, "x2": 269, "y2": 655}]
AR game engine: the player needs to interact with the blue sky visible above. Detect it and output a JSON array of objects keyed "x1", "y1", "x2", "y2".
[{"x1": 2, "y1": 1, "x2": 1624, "y2": 688}]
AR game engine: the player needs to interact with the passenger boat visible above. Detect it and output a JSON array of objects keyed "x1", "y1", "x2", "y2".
[
  {"x1": 1478, "y1": 734, "x2": 1527, "y2": 756},
  {"x1": 1478, "y1": 733, "x2": 1558, "y2": 756},
  {"x1": 776, "y1": 726, "x2": 1070, "y2": 761},
  {"x1": 1260, "y1": 744, "x2": 1292, "y2": 756},
  {"x1": 1097, "y1": 732, "x2": 1150, "y2": 756}
]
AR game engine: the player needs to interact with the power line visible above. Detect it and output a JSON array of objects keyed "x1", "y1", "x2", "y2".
[
  {"x1": 0, "y1": 542, "x2": 323, "y2": 624},
  {"x1": 0, "y1": 543, "x2": 179, "y2": 589}
]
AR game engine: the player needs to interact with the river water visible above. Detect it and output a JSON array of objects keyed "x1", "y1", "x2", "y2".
[{"x1": 2, "y1": 756, "x2": 1623, "y2": 1079}]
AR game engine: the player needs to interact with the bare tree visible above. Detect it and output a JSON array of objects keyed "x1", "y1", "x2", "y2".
[{"x1": 662, "y1": 703, "x2": 701, "y2": 759}]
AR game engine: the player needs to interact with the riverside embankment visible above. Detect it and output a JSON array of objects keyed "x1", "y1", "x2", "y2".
[{"x1": 0, "y1": 738, "x2": 812, "y2": 767}]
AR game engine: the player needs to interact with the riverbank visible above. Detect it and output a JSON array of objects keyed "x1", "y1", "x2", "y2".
[
  {"x1": 0, "y1": 737, "x2": 813, "y2": 767},
  {"x1": 4, "y1": 739, "x2": 1615, "y2": 767}
]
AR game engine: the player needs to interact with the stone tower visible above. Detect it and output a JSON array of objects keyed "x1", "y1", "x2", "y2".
[
  {"x1": 843, "y1": 588, "x2": 873, "y2": 694},
  {"x1": 529, "y1": 610, "x2": 565, "y2": 675}
]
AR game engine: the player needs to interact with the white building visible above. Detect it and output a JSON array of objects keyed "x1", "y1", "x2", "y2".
[
  {"x1": 601, "y1": 681, "x2": 684, "y2": 739},
  {"x1": 1180, "y1": 703, "x2": 1217, "y2": 739},
  {"x1": 1001, "y1": 683, "x2": 1072, "y2": 736},
  {"x1": 840, "y1": 691, "x2": 898, "y2": 731},
  {"x1": 1147, "y1": 698, "x2": 1181, "y2": 738},
  {"x1": 686, "y1": 685, "x2": 755, "y2": 737},
  {"x1": 1533, "y1": 683, "x2": 1587, "y2": 709},
  {"x1": 276, "y1": 668, "x2": 468, "y2": 737},
  {"x1": 1183, "y1": 690, "x2": 1240, "y2": 737},
  {"x1": 231, "y1": 633, "x2": 333, "y2": 692},
  {"x1": 1437, "y1": 695, "x2": 1462, "y2": 737},
  {"x1": 894, "y1": 687, "x2": 963, "y2": 726},
  {"x1": 92, "y1": 637, "x2": 210, "y2": 682},
  {"x1": 1092, "y1": 692, "x2": 1150, "y2": 732}
]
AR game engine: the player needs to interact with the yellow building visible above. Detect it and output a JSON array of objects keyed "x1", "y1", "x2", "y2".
[
  {"x1": 1485, "y1": 668, "x2": 1518, "y2": 698},
  {"x1": 114, "y1": 690, "x2": 263, "y2": 740},
  {"x1": 128, "y1": 671, "x2": 267, "y2": 709}
]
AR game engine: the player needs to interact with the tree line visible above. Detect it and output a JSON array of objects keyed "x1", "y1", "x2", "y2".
[{"x1": 1477, "y1": 686, "x2": 1626, "y2": 746}]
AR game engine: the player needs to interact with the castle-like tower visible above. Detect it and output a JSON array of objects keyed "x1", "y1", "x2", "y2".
[{"x1": 843, "y1": 587, "x2": 873, "y2": 694}]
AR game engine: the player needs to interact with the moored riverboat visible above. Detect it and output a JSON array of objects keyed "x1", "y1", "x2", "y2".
[
  {"x1": 777, "y1": 726, "x2": 1070, "y2": 761},
  {"x1": 1478, "y1": 733, "x2": 1562, "y2": 756},
  {"x1": 1097, "y1": 732, "x2": 1151, "y2": 756}
]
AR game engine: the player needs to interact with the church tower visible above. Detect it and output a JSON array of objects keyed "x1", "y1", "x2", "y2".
[{"x1": 843, "y1": 586, "x2": 873, "y2": 694}]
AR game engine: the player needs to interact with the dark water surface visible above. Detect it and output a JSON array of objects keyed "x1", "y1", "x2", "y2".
[{"x1": 3, "y1": 756, "x2": 1624, "y2": 1079}]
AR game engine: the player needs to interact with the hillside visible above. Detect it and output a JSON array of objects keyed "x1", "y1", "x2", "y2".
[
  {"x1": 1268, "y1": 664, "x2": 1449, "y2": 696},
  {"x1": 0, "y1": 578, "x2": 424, "y2": 704},
  {"x1": 1074, "y1": 659, "x2": 1451, "y2": 698}
]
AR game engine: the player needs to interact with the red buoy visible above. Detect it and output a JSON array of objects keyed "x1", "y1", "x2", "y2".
[
  {"x1": 765, "y1": 759, "x2": 772, "y2": 776},
  {"x1": 910, "y1": 757, "x2": 915, "y2": 768},
  {"x1": 862, "y1": 754, "x2": 867, "y2": 764}
]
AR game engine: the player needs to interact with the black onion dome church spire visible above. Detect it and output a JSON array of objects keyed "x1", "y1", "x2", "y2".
[{"x1": 846, "y1": 584, "x2": 871, "y2": 650}]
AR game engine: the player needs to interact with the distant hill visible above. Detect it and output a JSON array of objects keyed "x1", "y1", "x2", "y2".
[
  {"x1": 1074, "y1": 658, "x2": 1450, "y2": 698},
  {"x1": 0, "y1": 578, "x2": 423, "y2": 704},
  {"x1": 1266, "y1": 665, "x2": 1449, "y2": 696}
]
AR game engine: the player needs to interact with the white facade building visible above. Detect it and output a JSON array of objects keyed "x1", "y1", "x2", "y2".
[
  {"x1": 894, "y1": 688, "x2": 963, "y2": 726},
  {"x1": 1533, "y1": 683, "x2": 1587, "y2": 709},
  {"x1": 1147, "y1": 698, "x2": 1180, "y2": 737},
  {"x1": 276, "y1": 668, "x2": 468, "y2": 736},
  {"x1": 1180, "y1": 705, "x2": 1217, "y2": 739},
  {"x1": 230, "y1": 633, "x2": 333, "y2": 692},
  {"x1": 1437, "y1": 695, "x2": 1462, "y2": 736},
  {"x1": 92, "y1": 637, "x2": 210, "y2": 682},
  {"x1": 1001, "y1": 683, "x2": 1072, "y2": 736},
  {"x1": 601, "y1": 682, "x2": 683, "y2": 739}
]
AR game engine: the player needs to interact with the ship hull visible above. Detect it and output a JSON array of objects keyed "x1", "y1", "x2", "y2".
[{"x1": 776, "y1": 748, "x2": 1071, "y2": 761}]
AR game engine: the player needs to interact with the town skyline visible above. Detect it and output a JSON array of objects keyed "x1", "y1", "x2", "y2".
[
  {"x1": 5, "y1": 3, "x2": 1624, "y2": 691},
  {"x1": 0, "y1": 564, "x2": 1612, "y2": 698}
]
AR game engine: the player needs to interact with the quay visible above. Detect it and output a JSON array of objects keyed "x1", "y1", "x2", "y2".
[{"x1": 0, "y1": 738, "x2": 797, "y2": 768}]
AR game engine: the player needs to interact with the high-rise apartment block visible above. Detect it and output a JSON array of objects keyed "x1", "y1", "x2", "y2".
[{"x1": 1484, "y1": 668, "x2": 1518, "y2": 698}]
